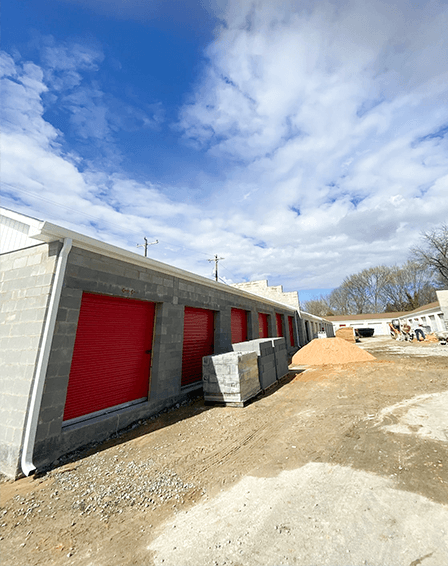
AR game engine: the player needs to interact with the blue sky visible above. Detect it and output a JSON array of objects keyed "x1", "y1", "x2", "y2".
[{"x1": 2, "y1": 0, "x2": 448, "y2": 303}]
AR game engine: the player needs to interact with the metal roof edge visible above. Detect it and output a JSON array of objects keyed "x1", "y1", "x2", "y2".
[
  {"x1": 25, "y1": 219, "x2": 297, "y2": 312},
  {"x1": 327, "y1": 301, "x2": 442, "y2": 322},
  {"x1": 0, "y1": 207, "x2": 44, "y2": 229},
  {"x1": 299, "y1": 310, "x2": 331, "y2": 323}
]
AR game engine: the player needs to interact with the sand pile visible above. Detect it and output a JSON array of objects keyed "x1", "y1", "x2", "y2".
[
  {"x1": 335, "y1": 327, "x2": 356, "y2": 343},
  {"x1": 291, "y1": 337, "x2": 376, "y2": 366},
  {"x1": 423, "y1": 333, "x2": 439, "y2": 343}
]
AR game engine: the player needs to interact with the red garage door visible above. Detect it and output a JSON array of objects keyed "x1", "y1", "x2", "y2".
[
  {"x1": 182, "y1": 307, "x2": 214, "y2": 386},
  {"x1": 64, "y1": 293, "x2": 156, "y2": 421},
  {"x1": 276, "y1": 313, "x2": 284, "y2": 337},
  {"x1": 288, "y1": 316, "x2": 295, "y2": 347},
  {"x1": 258, "y1": 312, "x2": 269, "y2": 338},
  {"x1": 231, "y1": 308, "x2": 248, "y2": 343}
]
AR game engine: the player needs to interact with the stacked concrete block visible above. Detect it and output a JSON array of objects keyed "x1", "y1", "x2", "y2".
[
  {"x1": 269, "y1": 337, "x2": 289, "y2": 380},
  {"x1": 202, "y1": 351, "x2": 260, "y2": 406},
  {"x1": 0, "y1": 243, "x2": 59, "y2": 477},
  {"x1": 232, "y1": 339, "x2": 277, "y2": 390}
]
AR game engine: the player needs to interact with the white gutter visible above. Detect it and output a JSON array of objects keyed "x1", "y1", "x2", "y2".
[{"x1": 21, "y1": 237, "x2": 72, "y2": 476}]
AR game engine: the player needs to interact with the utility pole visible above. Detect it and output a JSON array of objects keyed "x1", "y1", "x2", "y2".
[
  {"x1": 137, "y1": 237, "x2": 159, "y2": 257},
  {"x1": 208, "y1": 254, "x2": 224, "y2": 282}
]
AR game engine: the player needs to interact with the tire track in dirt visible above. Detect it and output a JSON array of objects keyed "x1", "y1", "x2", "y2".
[{"x1": 184, "y1": 396, "x2": 316, "y2": 484}]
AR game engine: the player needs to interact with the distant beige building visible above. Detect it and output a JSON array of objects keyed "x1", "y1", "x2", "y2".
[{"x1": 232, "y1": 280, "x2": 299, "y2": 308}]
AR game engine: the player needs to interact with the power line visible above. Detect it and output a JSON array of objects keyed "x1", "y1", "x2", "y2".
[{"x1": 219, "y1": 261, "x2": 240, "y2": 282}]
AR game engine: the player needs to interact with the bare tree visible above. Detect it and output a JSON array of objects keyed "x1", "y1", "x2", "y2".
[
  {"x1": 411, "y1": 224, "x2": 448, "y2": 287},
  {"x1": 302, "y1": 297, "x2": 333, "y2": 317},
  {"x1": 362, "y1": 266, "x2": 393, "y2": 312},
  {"x1": 327, "y1": 286, "x2": 351, "y2": 315},
  {"x1": 333, "y1": 271, "x2": 376, "y2": 314},
  {"x1": 321, "y1": 262, "x2": 436, "y2": 315},
  {"x1": 381, "y1": 261, "x2": 437, "y2": 311},
  {"x1": 305, "y1": 242, "x2": 441, "y2": 316}
]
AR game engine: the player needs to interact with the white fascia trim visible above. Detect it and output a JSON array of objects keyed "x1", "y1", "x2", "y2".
[
  {"x1": 27, "y1": 221, "x2": 297, "y2": 313},
  {"x1": 299, "y1": 310, "x2": 331, "y2": 324},
  {"x1": 398, "y1": 308, "x2": 442, "y2": 321},
  {"x1": 0, "y1": 207, "x2": 43, "y2": 229},
  {"x1": 21, "y1": 237, "x2": 73, "y2": 476}
]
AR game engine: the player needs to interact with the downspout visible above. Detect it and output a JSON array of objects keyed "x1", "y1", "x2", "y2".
[{"x1": 21, "y1": 237, "x2": 72, "y2": 476}]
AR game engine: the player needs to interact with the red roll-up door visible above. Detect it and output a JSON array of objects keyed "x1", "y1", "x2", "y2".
[
  {"x1": 258, "y1": 312, "x2": 269, "y2": 338},
  {"x1": 181, "y1": 307, "x2": 214, "y2": 386},
  {"x1": 64, "y1": 293, "x2": 156, "y2": 421},
  {"x1": 276, "y1": 313, "x2": 284, "y2": 337},
  {"x1": 288, "y1": 316, "x2": 295, "y2": 347},
  {"x1": 231, "y1": 308, "x2": 248, "y2": 343}
]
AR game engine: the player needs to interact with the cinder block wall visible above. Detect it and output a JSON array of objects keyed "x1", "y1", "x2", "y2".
[
  {"x1": 0, "y1": 243, "x2": 59, "y2": 477},
  {"x1": 297, "y1": 315, "x2": 307, "y2": 346},
  {"x1": 29, "y1": 246, "x2": 299, "y2": 473},
  {"x1": 232, "y1": 280, "x2": 299, "y2": 308}
]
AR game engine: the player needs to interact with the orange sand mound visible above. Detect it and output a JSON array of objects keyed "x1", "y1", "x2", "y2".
[{"x1": 291, "y1": 337, "x2": 376, "y2": 366}]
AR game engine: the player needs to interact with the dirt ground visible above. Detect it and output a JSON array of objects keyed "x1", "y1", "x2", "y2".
[{"x1": 1, "y1": 336, "x2": 447, "y2": 566}]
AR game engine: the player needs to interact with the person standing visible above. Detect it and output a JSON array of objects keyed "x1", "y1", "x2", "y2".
[{"x1": 411, "y1": 322, "x2": 426, "y2": 341}]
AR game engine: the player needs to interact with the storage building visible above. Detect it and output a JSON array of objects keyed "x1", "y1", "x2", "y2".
[{"x1": 0, "y1": 208, "x2": 301, "y2": 478}]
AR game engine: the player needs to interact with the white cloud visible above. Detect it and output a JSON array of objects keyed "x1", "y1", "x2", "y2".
[
  {"x1": 2, "y1": 1, "x2": 448, "y2": 294},
  {"x1": 176, "y1": 0, "x2": 448, "y2": 287}
]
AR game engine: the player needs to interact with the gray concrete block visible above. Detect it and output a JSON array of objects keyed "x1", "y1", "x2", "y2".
[
  {"x1": 2, "y1": 268, "x2": 25, "y2": 282},
  {"x1": 40, "y1": 389, "x2": 68, "y2": 410},
  {"x1": 0, "y1": 323, "x2": 11, "y2": 338},
  {"x1": 39, "y1": 405, "x2": 64, "y2": 425},
  {"x1": 26, "y1": 253, "x2": 43, "y2": 267},
  {"x1": 25, "y1": 287, "x2": 44, "y2": 298},
  {"x1": 60, "y1": 413, "x2": 119, "y2": 453},
  {"x1": 263, "y1": 337, "x2": 289, "y2": 379},
  {"x1": 19, "y1": 311, "x2": 47, "y2": 327},
  {"x1": 0, "y1": 424, "x2": 9, "y2": 443},
  {"x1": 11, "y1": 321, "x2": 44, "y2": 337},
  {"x1": 12, "y1": 427, "x2": 24, "y2": 446},
  {"x1": 2, "y1": 394, "x2": 27, "y2": 412},
  {"x1": 1, "y1": 299, "x2": 17, "y2": 312},
  {"x1": 35, "y1": 273, "x2": 54, "y2": 287},
  {"x1": 232, "y1": 338, "x2": 277, "y2": 389},
  {"x1": 203, "y1": 351, "x2": 260, "y2": 404},
  {"x1": 138, "y1": 271, "x2": 154, "y2": 283},
  {"x1": 58, "y1": 296, "x2": 82, "y2": 311},
  {"x1": 35, "y1": 421, "x2": 50, "y2": 443},
  {"x1": 2, "y1": 376, "x2": 32, "y2": 397},
  {"x1": 53, "y1": 321, "x2": 78, "y2": 336},
  {"x1": 48, "y1": 420, "x2": 62, "y2": 437},
  {"x1": 116, "y1": 401, "x2": 150, "y2": 429},
  {"x1": 0, "y1": 443, "x2": 21, "y2": 478},
  {"x1": 46, "y1": 347, "x2": 72, "y2": 365}
]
